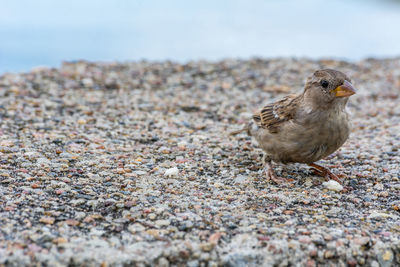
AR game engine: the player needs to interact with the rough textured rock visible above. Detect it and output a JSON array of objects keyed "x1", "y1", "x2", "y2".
[{"x1": 0, "y1": 58, "x2": 399, "y2": 266}]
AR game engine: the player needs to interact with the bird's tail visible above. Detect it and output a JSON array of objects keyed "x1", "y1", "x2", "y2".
[{"x1": 229, "y1": 122, "x2": 252, "y2": 136}]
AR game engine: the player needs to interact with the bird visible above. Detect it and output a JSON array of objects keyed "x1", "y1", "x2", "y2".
[{"x1": 231, "y1": 69, "x2": 356, "y2": 184}]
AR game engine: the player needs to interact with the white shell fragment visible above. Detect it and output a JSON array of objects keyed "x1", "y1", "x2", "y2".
[
  {"x1": 164, "y1": 167, "x2": 179, "y2": 177},
  {"x1": 322, "y1": 180, "x2": 343, "y2": 192}
]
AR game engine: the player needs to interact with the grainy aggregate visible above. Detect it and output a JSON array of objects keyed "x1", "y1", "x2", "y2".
[{"x1": 0, "y1": 58, "x2": 399, "y2": 266}]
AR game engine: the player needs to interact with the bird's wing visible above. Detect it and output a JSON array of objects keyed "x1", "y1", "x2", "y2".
[{"x1": 252, "y1": 94, "x2": 301, "y2": 133}]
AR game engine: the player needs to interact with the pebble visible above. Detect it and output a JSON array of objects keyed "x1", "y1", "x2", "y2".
[
  {"x1": 322, "y1": 180, "x2": 343, "y2": 192},
  {"x1": 200, "y1": 242, "x2": 215, "y2": 252},
  {"x1": 368, "y1": 212, "x2": 394, "y2": 219},
  {"x1": 155, "y1": 219, "x2": 170, "y2": 227},
  {"x1": 148, "y1": 213, "x2": 157, "y2": 220},
  {"x1": 352, "y1": 237, "x2": 370, "y2": 246},
  {"x1": 298, "y1": 236, "x2": 312, "y2": 244},
  {"x1": 378, "y1": 250, "x2": 394, "y2": 267},
  {"x1": 128, "y1": 223, "x2": 146, "y2": 234},
  {"x1": 164, "y1": 167, "x2": 179, "y2": 177},
  {"x1": 75, "y1": 212, "x2": 86, "y2": 220},
  {"x1": 134, "y1": 170, "x2": 147, "y2": 176},
  {"x1": 37, "y1": 158, "x2": 51, "y2": 165},
  {"x1": 39, "y1": 217, "x2": 55, "y2": 225}
]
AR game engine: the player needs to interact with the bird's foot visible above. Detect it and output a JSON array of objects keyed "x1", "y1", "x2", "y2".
[
  {"x1": 308, "y1": 163, "x2": 343, "y2": 184},
  {"x1": 265, "y1": 168, "x2": 286, "y2": 184},
  {"x1": 265, "y1": 163, "x2": 288, "y2": 184}
]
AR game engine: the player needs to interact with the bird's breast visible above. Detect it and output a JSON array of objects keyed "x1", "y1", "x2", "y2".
[
  {"x1": 290, "y1": 111, "x2": 350, "y2": 163},
  {"x1": 257, "y1": 110, "x2": 350, "y2": 164}
]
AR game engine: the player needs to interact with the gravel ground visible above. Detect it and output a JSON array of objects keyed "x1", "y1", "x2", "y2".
[{"x1": 0, "y1": 58, "x2": 399, "y2": 266}]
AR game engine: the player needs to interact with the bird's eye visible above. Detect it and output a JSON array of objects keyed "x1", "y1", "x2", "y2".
[{"x1": 320, "y1": 80, "x2": 329, "y2": 88}]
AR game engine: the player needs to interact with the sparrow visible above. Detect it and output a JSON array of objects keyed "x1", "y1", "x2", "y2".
[{"x1": 231, "y1": 69, "x2": 356, "y2": 184}]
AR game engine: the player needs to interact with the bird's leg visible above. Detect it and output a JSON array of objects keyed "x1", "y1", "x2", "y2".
[
  {"x1": 308, "y1": 163, "x2": 342, "y2": 184},
  {"x1": 263, "y1": 155, "x2": 287, "y2": 184}
]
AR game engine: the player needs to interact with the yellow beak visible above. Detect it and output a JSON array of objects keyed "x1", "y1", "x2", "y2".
[{"x1": 333, "y1": 80, "x2": 356, "y2": 97}]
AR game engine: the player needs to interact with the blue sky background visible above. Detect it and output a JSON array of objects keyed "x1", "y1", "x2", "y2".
[{"x1": 1, "y1": 0, "x2": 400, "y2": 73}]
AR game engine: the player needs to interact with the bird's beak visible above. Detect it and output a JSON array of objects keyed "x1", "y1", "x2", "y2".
[{"x1": 332, "y1": 80, "x2": 356, "y2": 97}]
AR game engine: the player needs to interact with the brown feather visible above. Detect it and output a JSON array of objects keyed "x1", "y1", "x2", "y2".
[{"x1": 253, "y1": 94, "x2": 301, "y2": 133}]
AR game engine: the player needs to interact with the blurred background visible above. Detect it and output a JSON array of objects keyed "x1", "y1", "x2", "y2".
[{"x1": 1, "y1": 0, "x2": 400, "y2": 73}]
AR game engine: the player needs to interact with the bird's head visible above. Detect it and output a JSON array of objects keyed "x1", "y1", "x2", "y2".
[{"x1": 304, "y1": 69, "x2": 356, "y2": 109}]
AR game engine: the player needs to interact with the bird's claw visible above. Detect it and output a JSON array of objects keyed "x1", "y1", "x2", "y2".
[
  {"x1": 265, "y1": 168, "x2": 286, "y2": 184},
  {"x1": 311, "y1": 168, "x2": 324, "y2": 177},
  {"x1": 309, "y1": 163, "x2": 343, "y2": 184},
  {"x1": 326, "y1": 172, "x2": 343, "y2": 184}
]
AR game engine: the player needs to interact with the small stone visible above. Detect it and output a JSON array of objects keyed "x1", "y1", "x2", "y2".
[
  {"x1": 187, "y1": 260, "x2": 199, "y2": 267},
  {"x1": 82, "y1": 78, "x2": 94, "y2": 87},
  {"x1": 200, "y1": 242, "x2": 214, "y2": 252},
  {"x1": 157, "y1": 257, "x2": 169, "y2": 267},
  {"x1": 115, "y1": 168, "x2": 125, "y2": 174},
  {"x1": 0, "y1": 146, "x2": 18, "y2": 153},
  {"x1": 24, "y1": 151, "x2": 40, "y2": 160},
  {"x1": 134, "y1": 170, "x2": 147, "y2": 176},
  {"x1": 298, "y1": 236, "x2": 312, "y2": 244},
  {"x1": 381, "y1": 231, "x2": 391, "y2": 237},
  {"x1": 368, "y1": 212, "x2": 393, "y2": 219},
  {"x1": 37, "y1": 158, "x2": 51, "y2": 165},
  {"x1": 31, "y1": 183, "x2": 40, "y2": 189},
  {"x1": 322, "y1": 180, "x2": 343, "y2": 192},
  {"x1": 59, "y1": 152, "x2": 73, "y2": 159},
  {"x1": 128, "y1": 223, "x2": 146, "y2": 233},
  {"x1": 124, "y1": 200, "x2": 137, "y2": 208},
  {"x1": 39, "y1": 216, "x2": 55, "y2": 225},
  {"x1": 324, "y1": 250, "x2": 335, "y2": 258},
  {"x1": 145, "y1": 229, "x2": 160, "y2": 238},
  {"x1": 352, "y1": 237, "x2": 370, "y2": 246},
  {"x1": 309, "y1": 249, "x2": 317, "y2": 257},
  {"x1": 214, "y1": 182, "x2": 224, "y2": 188},
  {"x1": 305, "y1": 259, "x2": 315, "y2": 267},
  {"x1": 177, "y1": 141, "x2": 187, "y2": 148},
  {"x1": 164, "y1": 167, "x2": 179, "y2": 177},
  {"x1": 155, "y1": 219, "x2": 170, "y2": 227},
  {"x1": 53, "y1": 237, "x2": 67, "y2": 245},
  {"x1": 382, "y1": 250, "x2": 393, "y2": 261},
  {"x1": 65, "y1": 219, "x2": 80, "y2": 226},
  {"x1": 55, "y1": 189, "x2": 64, "y2": 195},
  {"x1": 234, "y1": 175, "x2": 247, "y2": 184},
  {"x1": 310, "y1": 234, "x2": 324, "y2": 245},
  {"x1": 378, "y1": 250, "x2": 394, "y2": 267},
  {"x1": 374, "y1": 183, "x2": 384, "y2": 190},
  {"x1": 347, "y1": 259, "x2": 357, "y2": 267},
  {"x1": 158, "y1": 146, "x2": 170, "y2": 154},
  {"x1": 208, "y1": 232, "x2": 222, "y2": 244},
  {"x1": 75, "y1": 212, "x2": 86, "y2": 220}
]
